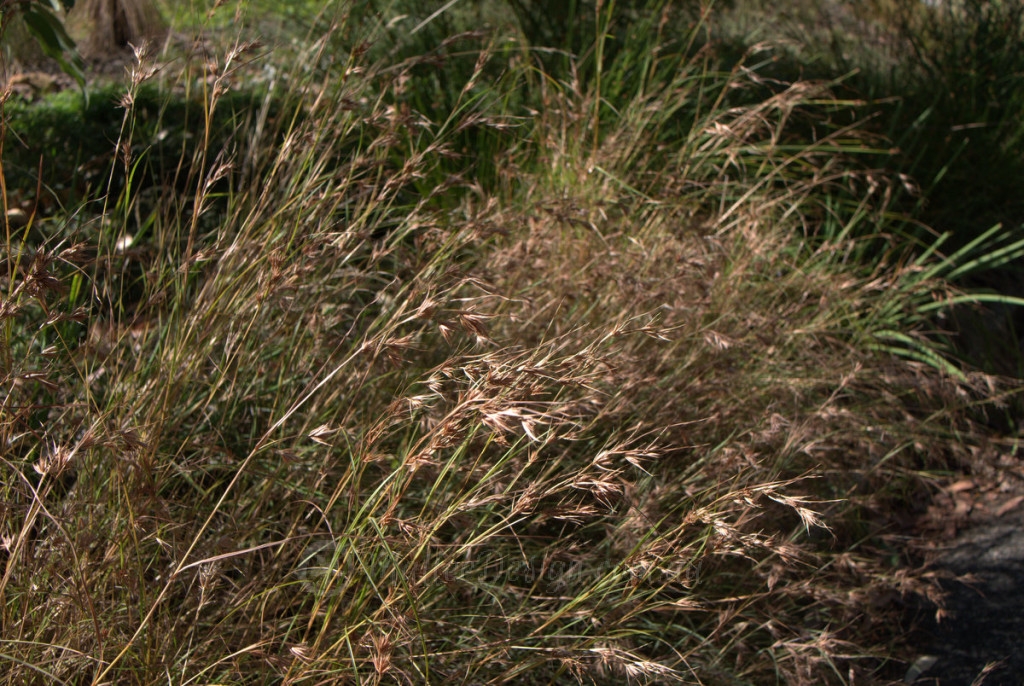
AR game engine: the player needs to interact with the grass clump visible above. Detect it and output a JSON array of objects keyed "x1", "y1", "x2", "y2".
[
  {"x1": 1, "y1": 2, "x2": 1021, "y2": 684},
  {"x1": 712, "y1": 0, "x2": 1024, "y2": 270}
]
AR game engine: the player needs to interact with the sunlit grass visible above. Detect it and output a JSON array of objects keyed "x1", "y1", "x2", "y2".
[{"x1": 2, "y1": 2, "x2": 1022, "y2": 684}]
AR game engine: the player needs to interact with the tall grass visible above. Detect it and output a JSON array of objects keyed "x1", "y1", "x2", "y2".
[
  {"x1": 700, "y1": 0, "x2": 1024, "y2": 376},
  {"x1": 1, "y1": 2, "x2": 1019, "y2": 684}
]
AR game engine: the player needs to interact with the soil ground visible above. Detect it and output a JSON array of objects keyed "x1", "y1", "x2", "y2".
[{"x1": 906, "y1": 449, "x2": 1024, "y2": 685}]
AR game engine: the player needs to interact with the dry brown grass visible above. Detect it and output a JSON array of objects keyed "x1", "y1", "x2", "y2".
[{"x1": 1, "y1": 4, "x2": 1020, "y2": 685}]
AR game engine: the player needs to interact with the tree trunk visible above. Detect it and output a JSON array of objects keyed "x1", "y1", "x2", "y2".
[{"x1": 70, "y1": 0, "x2": 165, "y2": 58}]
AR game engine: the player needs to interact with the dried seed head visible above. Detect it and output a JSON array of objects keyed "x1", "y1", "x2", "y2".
[
  {"x1": 370, "y1": 632, "x2": 393, "y2": 676},
  {"x1": 34, "y1": 442, "x2": 75, "y2": 478},
  {"x1": 289, "y1": 644, "x2": 313, "y2": 663},
  {"x1": 308, "y1": 424, "x2": 338, "y2": 446}
]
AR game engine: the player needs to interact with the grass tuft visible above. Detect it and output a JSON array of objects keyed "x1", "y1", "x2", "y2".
[{"x1": 2, "y1": 1, "x2": 1022, "y2": 684}]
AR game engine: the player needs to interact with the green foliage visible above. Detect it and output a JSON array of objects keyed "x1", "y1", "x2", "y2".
[
  {"x1": 3, "y1": 82, "x2": 276, "y2": 209},
  {"x1": 886, "y1": 0, "x2": 1024, "y2": 244},
  {"x1": 710, "y1": 0, "x2": 1024, "y2": 377},
  {"x1": 712, "y1": 0, "x2": 1024, "y2": 253},
  {"x1": 2, "y1": 0, "x2": 86, "y2": 88}
]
